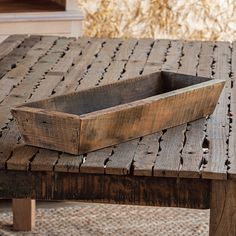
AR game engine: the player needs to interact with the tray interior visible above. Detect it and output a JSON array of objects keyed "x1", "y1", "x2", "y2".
[{"x1": 25, "y1": 71, "x2": 212, "y2": 116}]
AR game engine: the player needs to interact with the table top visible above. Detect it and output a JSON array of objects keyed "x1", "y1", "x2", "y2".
[{"x1": 0, "y1": 35, "x2": 235, "y2": 180}]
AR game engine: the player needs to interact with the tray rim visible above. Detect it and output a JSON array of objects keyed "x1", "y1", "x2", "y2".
[{"x1": 11, "y1": 78, "x2": 225, "y2": 119}]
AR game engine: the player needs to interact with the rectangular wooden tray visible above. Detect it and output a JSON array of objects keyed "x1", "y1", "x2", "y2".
[{"x1": 11, "y1": 71, "x2": 225, "y2": 155}]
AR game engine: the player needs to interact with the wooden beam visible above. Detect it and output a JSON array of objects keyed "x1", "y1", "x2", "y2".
[
  {"x1": 210, "y1": 180, "x2": 236, "y2": 236},
  {"x1": 12, "y1": 198, "x2": 36, "y2": 231},
  {"x1": 0, "y1": 171, "x2": 210, "y2": 209}
]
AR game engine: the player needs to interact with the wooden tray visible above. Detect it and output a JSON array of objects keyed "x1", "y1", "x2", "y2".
[{"x1": 11, "y1": 71, "x2": 225, "y2": 155}]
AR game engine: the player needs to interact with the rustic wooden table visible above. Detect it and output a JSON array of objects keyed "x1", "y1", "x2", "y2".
[{"x1": 0, "y1": 35, "x2": 235, "y2": 235}]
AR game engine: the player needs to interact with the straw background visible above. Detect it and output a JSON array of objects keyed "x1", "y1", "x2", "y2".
[{"x1": 79, "y1": 0, "x2": 236, "y2": 41}]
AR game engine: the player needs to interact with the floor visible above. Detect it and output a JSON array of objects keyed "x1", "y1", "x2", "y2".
[
  {"x1": 0, "y1": 0, "x2": 64, "y2": 13},
  {"x1": 0, "y1": 200, "x2": 209, "y2": 236}
]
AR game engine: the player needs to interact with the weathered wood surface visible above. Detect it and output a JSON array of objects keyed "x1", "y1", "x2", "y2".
[
  {"x1": 210, "y1": 180, "x2": 236, "y2": 236},
  {"x1": 0, "y1": 36, "x2": 235, "y2": 180},
  {"x1": 0, "y1": 171, "x2": 210, "y2": 209},
  {"x1": 13, "y1": 71, "x2": 224, "y2": 155},
  {"x1": 12, "y1": 198, "x2": 36, "y2": 231}
]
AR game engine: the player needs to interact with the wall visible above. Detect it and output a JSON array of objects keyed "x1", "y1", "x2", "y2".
[{"x1": 79, "y1": 0, "x2": 236, "y2": 41}]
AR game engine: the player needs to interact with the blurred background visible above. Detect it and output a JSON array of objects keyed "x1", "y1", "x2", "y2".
[{"x1": 79, "y1": 0, "x2": 236, "y2": 41}]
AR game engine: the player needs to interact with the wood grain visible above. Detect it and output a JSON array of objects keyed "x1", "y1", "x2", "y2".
[
  {"x1": 180, "y1": 42, "x2": 215, "y2": 178},
  {"x1": 228, "y1": 41, "x2": 236, "y2": 179},
  {"x1": 210, "y1": 180, "x2": 236, "y2": 236},
  {"x1": 12, "y1": 198, "x2": 36, "y2": 231},
  {"x1": 202, "y1": 42, "x2": 231, "y2": 179},
  {"x1": 0, "y1": 171, "x2": 210, "y2": 209}
]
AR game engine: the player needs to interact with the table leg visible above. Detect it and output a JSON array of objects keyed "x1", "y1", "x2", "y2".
[
  {"x1": 210, "y1": 180, "x2": 236, "y2": 236},
  {"x1": 12, "y1": 198, "x2": 36, "y2": 231}
]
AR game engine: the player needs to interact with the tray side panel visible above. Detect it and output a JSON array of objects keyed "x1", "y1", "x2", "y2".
[
  {"x1": 11, "y1": 107, "x2": 80, "y2": 154},
  {"x1": 79, "y1": 81, "x2": 225, "y2": 154}
]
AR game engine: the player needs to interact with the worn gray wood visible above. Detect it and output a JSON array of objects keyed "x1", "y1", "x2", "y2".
[
  {"x1": 210, "y1": 180, "x2": 236, "y2": 236},
  {"x1": 0, "y1": 35, "x2": 27, "y2": 61},
  {"x1": 132, "y1": 39, "x2": 171, "y2": 176},
  {"x1": 180, "y1": 42, "x2": 215, "y2": 178},
  {"x1": 1, "y1": 38, "x2": 73, "y2": 170},
  {"x1": 228, "y1": 41, "x2": 236, "y2": 179},
  {"x1": 202, "y1": 42, "x2": 231, "y2": 180},
  {"x1": 0, "y1": 36, "x2": 57, "y2": 105},
  {"x1": 0, "y1": 36, "x2": 40, "y2": 80}
]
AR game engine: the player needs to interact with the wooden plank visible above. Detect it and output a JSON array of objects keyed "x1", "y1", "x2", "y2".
[
  {"x1": 31, "y1": 149, "x2": 59, "y2": 171},
  {"x1": 103, "y1": 38, "x2": 154, "y2": 175},
  {"x1": 161, "y1": 40, "x2": 183, "y2": 72},
  {"x1": 0, "y1": 35, "x2": 27, "y2": 61},
  {"x1": 179, "y1": 42, "x2": 215, "y2": 178},
  {"x1": 54, "y1": 153, "x2": 82, "y2": 172},
  {"x1": 133, "y1": 133, "x2": 162, "y2": 176},
  {"x1": 7, "y1": 145, "x2": 39, "y2": 171},
  {"x1": 143, "y1": 39, "x2": 171, "y2": 74},
  {"x1": 0, "y1": 170, "x2": 211, "y2": 209},
  {"x1": 210, "y1": 180, "x2": 236, "y2": 236},
  {"x1": 121, "y1": 39, "x2": 153, "y2": 80},
  {"x1": 80, "y1": 148, "x2": 112, "y2": 174},
  {"x1": 153, "y1": 40, "x2": 197, "y2": 177},
  {"x1": 228, "y1": 41, "x2": 236, "y2": 178},
  {"x1": 154, "y1": 125, "x2": 186, "y2": 177},
  {"x1": 132, "y1": 39, "x2": 173, "y2": 176},
  {"x1": 12, "y1": 199, "x2": 36, "y2": 231},
  {"x1": 202, "y1": 42, "x2": 231, "y2": 179},
  {"x1": 0, "y1": 35, "x2": 40, "y2": 79}
]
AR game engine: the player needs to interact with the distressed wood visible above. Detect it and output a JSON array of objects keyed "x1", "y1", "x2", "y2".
[
  {"x1": 0, "y1": 171, "x2": 210, "y2": 209},
  {"x1": 228, "y1": 41, "x2": 236, "y2": 179},
  {"x1": 0, "y1": 35, "x2": 27, "y2": 61},
  {"x1": 12, "y1": 107, "x2": 80, "y2": 154},
  {"x1": 0, "y1": 37, "x2": 235, "y2": 235},
  {"x1": 0, "y1": 38, "x2": 73, "y2": 170},
  {"x1": 0, "y1": 35, "x2": 40, "y2": 80},
  {"x1": 202, "y1": 42, "x2": 231, "y2": 179},
  {"x1": 12, "y1": 71, "x2": 224, "y2": 155},
  {"x1": 12, "y1": 198, "x2": 36, "y2": 231},
  {"x1": 0, "y1": 36, "x2": 57, "y2": 105},
  {"x1": 154, "y1": 41, "x2": 204, "y2": 178},
  {"x1": 210, "y1": 180, "x2": 236, "y2": 236},
  {"x1": 180, "y1": 42, "x2": 215, "y2": 178}
]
